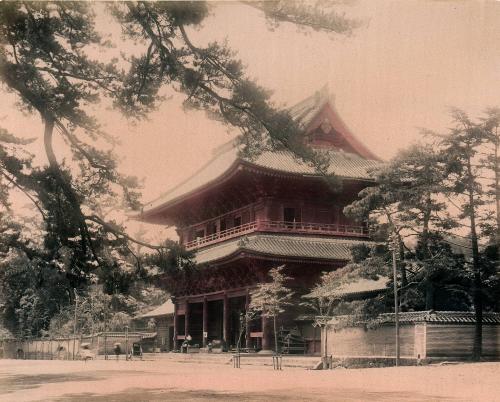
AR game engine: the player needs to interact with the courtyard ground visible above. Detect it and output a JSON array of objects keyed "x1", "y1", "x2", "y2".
[{"x1": 0, "y1": 359, "x2": 498, "y2": 402}]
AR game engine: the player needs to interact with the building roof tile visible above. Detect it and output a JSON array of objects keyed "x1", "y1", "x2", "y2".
[
  {"x1": 136, "y1": 299, "x2": 175, "y2": 318},
  {"x1": 195, "y1": 233, "x2": 374, "y2": 264},
  {"x1": 139, "y1": 88, "x2": 381, "y2": 216},
  {"x1": 376, "y1": 311, "x2": 500, "y2": 325},
  {"x1": 335, "y1": 277, "x2": 389, "y2": 296},
  {"x1": 143, "y1": 146, "x2": 381, "y2": 213}
]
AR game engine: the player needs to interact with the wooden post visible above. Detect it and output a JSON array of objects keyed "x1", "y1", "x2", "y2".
[
  {"x1": 393, "y1": 248, "x2": 400, "y2": 366},
  {"x1": 223, "y1": 294, "x2": 229, "y2": 348},
  {"x1": 96, "y1": 334, "x2": 100, "y2": 359},
  {"x1": 202, "y1": 298, "x2": 208, "y2": 348},
  {"x1": 173, "y1": 301, "x2": 178, "y2": 351},
  {"x1": 185, "y1": 300, "x2": 190, "y2": 341},
  {"x1": 73, "y1": 289, "x2": 78, "y2": 361},
  {"x1": 245, "y1": 290, "x2": 251, "y2": 349},
  {"x1": 125, "y1": 326, "x2": 129, "y2": 360},
  {"x1": 104, "y1": 300, "x2": 108, "y2": 360}
]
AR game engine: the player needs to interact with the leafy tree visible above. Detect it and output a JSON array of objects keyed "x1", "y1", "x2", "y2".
[
  {"x1": 110, "y1": 1, "x2": 359, "y2": 173},
  {"x1": 248, "y1": 265, "x2": 293, "y2": 354},
  {"x1": 405, "y1": 233, "x2": 470, "y2": 311},
  {"x1": 344, "y1": 144, "x2": 454, "y2": 308},
  {"x1": 0, "y1": 250, "x2": 70, "y2": 337},
  {"x1": 479, "y1": 108, "x2": 500, "y2": 243},
  {"x1": 343, "y1": 110, "x2": 499, "y2": 360},
  {"x1": 439, "y1": 109, "x2": 492, "y2": 360},
  {"x1": 305, "y1": 245, "x2": 388, "y2": 318},
  {"x1": 0, "y1": 2, "x2": 148, "y2": 312},
  {"x1": 303, "y1": 245, "x2": 388, "y2": 365},
  {"x1": 245, "y1": 1, "x2": 362, "y2": 36},
  {"x1": 0, "y1": 1, "x2": 361, "y2": 336}
]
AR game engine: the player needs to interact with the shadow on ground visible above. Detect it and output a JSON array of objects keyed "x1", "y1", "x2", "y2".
[
  {"x1": 54, "y1": 388, "x2": 460, "y2": 402},
  {"x1": 0, "y1": 373, "x2": 102, "y2": 394},
  {"x1": 0, "y1": 371, "x2": 138, "y2": 395}
]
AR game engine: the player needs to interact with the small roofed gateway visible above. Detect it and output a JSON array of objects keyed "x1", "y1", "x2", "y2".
[
  {"x1": 135, "y1": 300, "x2": 175, "y2": 352},
  {"x1": 136, "y1": 88, "x2": 382, "y2": 354}
]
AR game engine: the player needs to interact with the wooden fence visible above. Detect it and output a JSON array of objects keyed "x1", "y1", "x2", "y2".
[{"x1": 0, "y1": 331, "x2": 155, "y2": 360}]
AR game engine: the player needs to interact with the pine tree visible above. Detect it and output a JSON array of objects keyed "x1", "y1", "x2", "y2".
[
  {"x1": 479, "y1": 108, "x2": 500, "y2": 243},
  {"x1": 440, "y1": 109, "x2": 490, "y2": 360},
  {"x1": 0, "y1": 1, "x2": 360, "y2": 336},
  {"x1": 344, "y1": 143, "x2": 453, "y2": 309}
]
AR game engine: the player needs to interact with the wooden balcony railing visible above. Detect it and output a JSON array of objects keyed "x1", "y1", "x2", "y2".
[{"x1": 184, "y1": 220, "x2": 368, "y2": 250}]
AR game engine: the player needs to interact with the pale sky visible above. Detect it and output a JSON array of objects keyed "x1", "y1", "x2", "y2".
[{"x1": 2, "y1": 0, "x2": 500, "y2": 241}]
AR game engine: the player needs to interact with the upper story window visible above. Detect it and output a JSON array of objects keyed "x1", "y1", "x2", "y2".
[
  {"x1": 207, "y1": 221, "x2": 217, "y2": 236},
  {"x1": 283, "y1": 207, "x2": 301, "y2": 223},
  {"x1": 233, "y1": 215, "x2": 242, "y2": 227},
  {"x1": 220, "y1": 217, "x2": 227, "y2": 232}
]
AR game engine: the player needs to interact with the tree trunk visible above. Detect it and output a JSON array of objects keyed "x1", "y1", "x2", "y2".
[
  {"x1": 425, "y1": 282, "x2": 435, "y2": 310},
  {"x1": 322, "y1": 324, "x2": 329, "y2": 369},
  {"x1": 392, "y1": 248, "x2": 400, "y2": 366},
  {"x1": 43, "y1": 117, "x2": 58, "y2": 172},
  {"x1": 422, "y1": 191, "x2": 434, "y2": 310},
  {"x1": 43, "y1": 116, "x2": 90, "y2": 257},
  {"x1": 398, "y1": 238, "x2": 407, "y2": 288},
  {"x1": 466, "y1": 156, "x2": 482, "y2": 361},
  {"x1": 494, "y1": 129, "x2": 500, "y2": 242},
  {"x1": 273, "y1": 315, "x2": 278, "y2": 354}
]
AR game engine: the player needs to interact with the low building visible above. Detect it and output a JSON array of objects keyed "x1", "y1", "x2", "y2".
[{"x1": 135, "y1": 300, "x2": 175, "y2": 352}]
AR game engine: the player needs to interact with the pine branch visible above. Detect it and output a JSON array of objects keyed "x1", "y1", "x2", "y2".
[{"x1": 0, "y1": 169, "x2": 46, "y2": 220}]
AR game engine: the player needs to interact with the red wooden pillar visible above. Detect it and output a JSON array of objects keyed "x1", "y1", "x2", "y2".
[
  {"x1": 245, "y1": 289, "x2": 251, "y2": 349},
  {"x1": 202, "y1": 297, "x2": 208, "y2": 348},
  {"x1": 223, "y1": 293, "x2": 229, "y2": 348},
  {"x1": 173, "y1": 301, "x2": 178, "y2": 350},
  {"x1": 185, "y1": 300, "x2": 190, "y2": 339}
]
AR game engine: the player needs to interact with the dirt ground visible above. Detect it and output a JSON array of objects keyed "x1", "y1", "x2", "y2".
[{"x1": 0, "y1": 359, "x2": 498, "y2": 402}]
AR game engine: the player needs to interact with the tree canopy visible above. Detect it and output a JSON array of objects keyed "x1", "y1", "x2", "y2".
[{"x1": 0, "y1": 1, "x2": 361, "y2": 337}]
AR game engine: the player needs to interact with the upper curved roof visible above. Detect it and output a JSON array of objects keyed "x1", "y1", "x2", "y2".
[
  {"x1": 138, "y1": 87, "x2": 382, "y2": 217},
  {"x1": 141, "y1": 146, "x2": 380, "y2": 215}
]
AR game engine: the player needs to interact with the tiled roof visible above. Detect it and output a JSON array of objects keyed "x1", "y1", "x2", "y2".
[
  {"x1": 335, "y1": 277, "x2": 389, "y2": 296},
  {"x1": 289, "y1": 84, "x2": 334, "y2": 126},
  {"x1": 136, "y1": 300, "x2": 175, "y2": 318},
  {"x1": 376, "y1": 311, "x2": 500, "y2": 325},
  {"x1": 143, "y1": 146, "x2": 380, "y2": 213},
  {"x1": 195, "y1": 233, "x2": 374, "y2": 264},
  {"x1": 139, "y1": 87, "x2": 381, "y2": 215},
  {"x1": 251, "y1": 149, "x2": 381, "y2": 178}
]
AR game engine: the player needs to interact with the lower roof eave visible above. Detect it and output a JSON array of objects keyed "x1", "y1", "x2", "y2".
[{"x1": 200, "y1": 249, "x2": 349, "y2": 266}]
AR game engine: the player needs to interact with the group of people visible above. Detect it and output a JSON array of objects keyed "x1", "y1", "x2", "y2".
[{"x1": 113, "y1": 342, "x2": 142, "y2": 360}]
